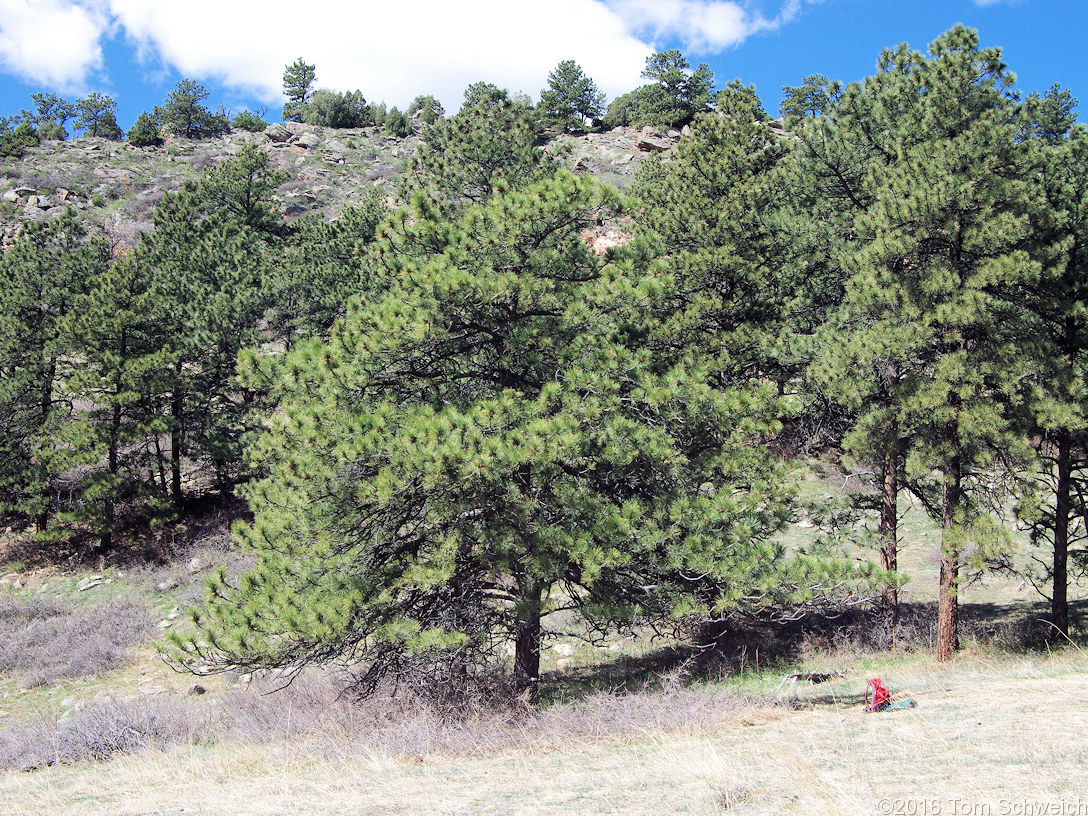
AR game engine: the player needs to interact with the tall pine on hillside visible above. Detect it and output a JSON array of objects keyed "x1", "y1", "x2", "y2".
[
  {"x1": 59, "y1": 251, "x2": 174, "y2": 549},
  {"x1": 143, "y1": 147, "x2": 283, "y2": 506},
  {"x1": 809, "y1": 27, "x2": 1035, "y2": 657},
  {"x1": 0, "y1": 212, "x2": 104, "y2": 533}
]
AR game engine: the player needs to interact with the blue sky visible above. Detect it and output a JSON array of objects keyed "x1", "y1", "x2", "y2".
[{"x1": 0, "y1": 0, "x2": 1083, "y2": 131}]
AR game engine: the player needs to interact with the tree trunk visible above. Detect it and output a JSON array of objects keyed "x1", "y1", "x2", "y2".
[
  {"x1": 170, "y1": 381, "x2": 183, "y2": 512},
  {"x1": 513, "y1": 584, "x2": 543, "y2": 704},
  {"x1": 100, "y1": 401, "x2": 121, "y2": 553},
  {"x1": 36, "y1": 359, "x2": 57, "y2": 533},
  {"x1": 937, "y1": 458, "x2": 961, "y2": 661},
  {"x1": 879, "y1": 433, "x2": 899, "y2": 625},
  {"x1": 152, "y1": 433, "x2": 168, "y2": 495},
  {"x1": 1051, "y1": 432, "x2": 1072, "y2": 639}
]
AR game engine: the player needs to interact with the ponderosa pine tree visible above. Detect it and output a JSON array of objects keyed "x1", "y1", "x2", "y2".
[
  {"x1": 74, "y1": 92, "x2": 123, "y2": 139},
  {"x1": 156, "y1": 79, "x2": 229, "y2": 139},
  {"x1": 793, "y1": 58, "x2": 918, "y2": 624},
  {"x1": 24, "y1": 92, "x2": 73, "y2": 140},
  {"x1": 282, "y1": 58, "x2": 317, "y2": 122},
  {"x1": 0, "y1": 212, "x2": 105, "y2": 532},
  {"x1": 407, "y1": 95, "x2": 445, "y2": 125},
  {"x1": 807, "y1": 27, "x2": 1035, "y2": 657},
  {"x1": 604, "y1": 50, "x2": 714, "y2": 130},
  {"x1": 631, "y1": 82, "x2": 794, "y2": 386},
  {"x1": 538, "y1": 60, "x2": 605, "y2": 132},
  {"x1": 171, "y1": 169, "x2": 830, "y2": 700},
  {"x1": 1014, "y1": 101, "x2": 1088, "y2": 638},
  {"x1": 143, "y1": 150, "x2": 282, "y2": 506},
  {"x1": 266, "y1": 193, "x2": 388, "y2": 342},
  {"x1": 59, "y1": 251, "x2": 173, "y2": 550},
  {"x1": 198, "y1": 143, "x2": 288, "y2": 237},
  {"x1": 402, "y1": 85, "x2": 555, "y2": 209}
]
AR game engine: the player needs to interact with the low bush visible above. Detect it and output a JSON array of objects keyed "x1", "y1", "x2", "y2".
[
  {"x1": 0, "y1": 697, "x2": 208, "y2": 771},
  {"x1": 0, "y1": 596, "x2": 155, "y2": 687}
]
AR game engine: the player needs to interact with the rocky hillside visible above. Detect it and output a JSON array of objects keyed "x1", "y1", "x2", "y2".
[{"x1": 0, "y1": 121, "x2": 680, "y2": 248}]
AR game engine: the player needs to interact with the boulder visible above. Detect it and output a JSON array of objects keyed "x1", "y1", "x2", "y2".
[
  {"x1": 295, "y1": 131, "x2": 322, "y2": 149},
  {"x1": 2, "y1": 190, "x2": 19, "y2": 203},
  {"x1": 264, "y1": 123, "x2": 293, "y2": 143},
  {"x1": 636, "y1": 133, "x2": 671, "y2": 153}
]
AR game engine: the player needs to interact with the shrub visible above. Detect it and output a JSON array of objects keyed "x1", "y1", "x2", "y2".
[
  {"x1": 0, "y1": 697, "x2": 208, "y2": 770},
  {"x1": 0, "y1": 596, "x2": 155, "y2": 686},
  {"x1": 0, "y1": 120, "x2": 39, "y2": 158},
  {"x1": 231, "y1": 110, "x2": 269, "y2": 133},
  {"x1": 127, "y1": 112, "x2": 163, "y2": 147},
  {"x1": 300, "y1": 89, "x2": 370, "y2": 129}
]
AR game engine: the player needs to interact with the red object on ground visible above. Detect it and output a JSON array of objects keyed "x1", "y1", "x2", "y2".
[{"x1": 865, "y1": 678, "x2": 891, "y2": 712}]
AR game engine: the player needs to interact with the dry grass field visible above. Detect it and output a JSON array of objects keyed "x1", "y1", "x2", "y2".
[
  {"x1": 0, "y1": 488, "x2": 1085, "y2": 816},
  {"x1": 2, "y1": 649, "x2": 1085, "y2": 815}
]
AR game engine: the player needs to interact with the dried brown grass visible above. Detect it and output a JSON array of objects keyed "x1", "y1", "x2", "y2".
[
  {"x1": 2, "y1": 653, "x2": 1085, "y2": 816},
  {"x1": 0, "y1": 596, "x2": 154, "y2": 688}
]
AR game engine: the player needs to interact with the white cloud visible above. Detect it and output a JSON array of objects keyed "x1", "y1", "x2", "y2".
[
  {"x1": 0, "y1": 0, "x2": 810, "y2": 108},
  {"x1": 104, "y1": 0, "x2": 655, "y2": 107},
  {"x1": 607, "y1": 0, "x2": 802, "y2": 52},
  {"x1": 0, "y1": 0, "x2": 107, "y2": 90}
]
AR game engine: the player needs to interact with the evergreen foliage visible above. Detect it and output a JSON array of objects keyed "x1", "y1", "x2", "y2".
[
  {"x1": 804, "y1": 26, "x2": 1034, "y2": 653},
  {"x1": 174, "y1": 172, "x2": 807, "y2": 697},
  {"x1": 1014, "y1": 109, "x2": 1088, "y2": 637},
  {"x1": 604, "y1": 50, "x2": 714, "y2": 130},
  {"x1": 538, "y1": 60, "x2": 605, "y2": 132},
  {"x1": 1, "y1": 22, "x2": 1085, "y2": 674},
  {"x1": 402, "y1": 86, "x2": 555, "y2": 209},
  {"x1": 0, "y1": 212, "x2": 103, "y2": 532},
  {"x1": 23, "y1": 92, "x2": 74, "y2": 141},
  {"x1": 384, "y1": 106, "x2": 412, "y2": 138},
  {"x1": 0, "y1": 119, "x2": 38, "y2": 157},
  {"x1": 231, "y1": 109, "x2": 270, "y2": 133},
  {"x1": 266, "y1": 193, "x2": 388, "y2": 342},
  {"x1": 282, "y1": 58, "x2": 317, "y2": 122},
  {"x1": 59, "y1": 251, "x2": 173, "y2": 549},
  {"x1": 779, "y1": 74, "x2": 842, "y2": 122},
  {"x1": 126, "y1": 111, "x2": 163, "y2": 147},
  {"x1": 141, "y1": 149, "x2": 285, "y2": 503},
  {"x1": 156, "y1": 80, "x2": 230, "y2": 139},
  {"x1": 408, "y1": 95, "x2": 445, "y2": 125},
  {"x1": 74, "y1": 93, "x2": 123, "y2": 139},
  {"x1": 632, "y1": 82, "x2": 796, "y2": 384},
  {"x1": 300, "y1": 89, "x2": 370, "y2": 129}
]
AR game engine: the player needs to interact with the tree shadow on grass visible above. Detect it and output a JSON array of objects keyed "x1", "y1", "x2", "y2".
[{"x1": 541, "y1": 599, "x2": 1088, "y2": 707}]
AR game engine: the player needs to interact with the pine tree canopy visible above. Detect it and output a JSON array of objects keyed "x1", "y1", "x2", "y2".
[{"x1": 172, "y1": 170, "x2": 855, "y2": 695}]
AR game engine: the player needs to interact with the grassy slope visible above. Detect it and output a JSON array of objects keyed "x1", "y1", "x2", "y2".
[{"x1": 2, "y1": 651, "x2": 1085, "y2": 815}]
